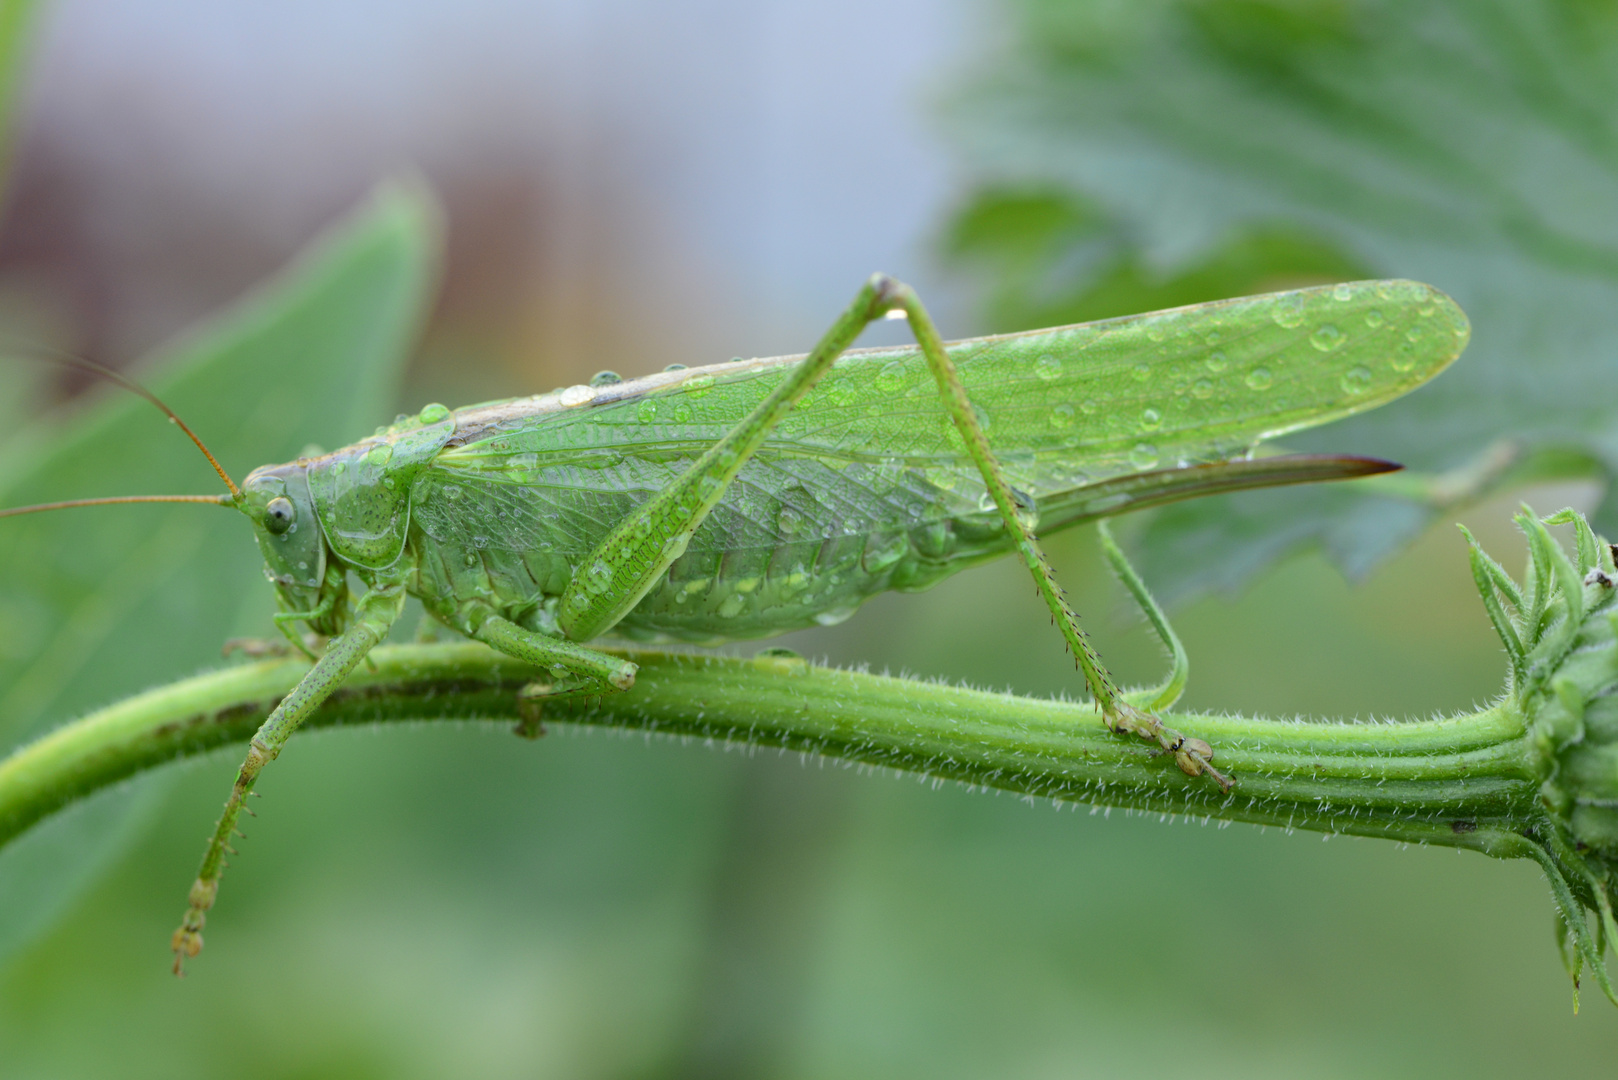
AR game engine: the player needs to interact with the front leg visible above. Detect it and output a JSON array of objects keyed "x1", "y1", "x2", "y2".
[{"x1": 171, "y1": 579, "x2": 406, "y2": 973}]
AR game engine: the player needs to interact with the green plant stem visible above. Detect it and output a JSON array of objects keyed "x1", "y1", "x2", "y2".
[{"x1": 0, "y1": 642, "x2": 1543, "y2": 859}]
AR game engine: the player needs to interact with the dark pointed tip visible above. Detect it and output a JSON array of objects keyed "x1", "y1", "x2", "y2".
[{"x1": 1311, "y1": 454, "x2": 1403, "y2": 477}]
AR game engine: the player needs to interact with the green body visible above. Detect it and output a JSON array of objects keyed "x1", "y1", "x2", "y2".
[
  {"x1": 173, "y1": 275, "x2": 1466, "y2": 971},
  {"x1": 245, "y1": 279, "x2": 1467, "y2": 646}
]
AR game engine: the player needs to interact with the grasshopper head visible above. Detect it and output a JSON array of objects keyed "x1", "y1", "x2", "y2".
[{"x1": 240, "y1": 461, "x2": 327, "y2": 603}]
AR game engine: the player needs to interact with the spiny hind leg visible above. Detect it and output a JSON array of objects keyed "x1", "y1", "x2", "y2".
[
  {"x1": 547, "y1": 270, "x2": 1224, "y2": 786},
  {"x1": 878, "y1": 279, "x2": 1229, "y2": 790},
  {"x1": 172, "y1": 582, "x2": 406, "y2": 974},
  {"x1": 471, "y1": 611, "x2": 636, "y2": 738}
]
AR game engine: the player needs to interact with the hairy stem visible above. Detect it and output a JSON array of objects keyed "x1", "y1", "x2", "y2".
[{"x1": 0, "y1": 642, "x2": 1537, "y2": 858}]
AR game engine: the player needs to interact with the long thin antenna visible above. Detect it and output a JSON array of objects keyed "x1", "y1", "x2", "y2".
[
  {"x1": 0, "y1": 494, "x2": 236, "y2": 519},
  {"x1": 17, "y1": 347, "x2": 242, "y2": 500}
]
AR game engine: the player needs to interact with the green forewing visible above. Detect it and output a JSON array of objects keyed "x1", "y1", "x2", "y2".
[{"x1": 418, "y1": 279, "x2": 1465, "y2": 563}]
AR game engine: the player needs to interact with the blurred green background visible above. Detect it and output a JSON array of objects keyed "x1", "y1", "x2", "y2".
[{"x1": 2, "y1": 1, "x2": 1617, "y2": 1076}]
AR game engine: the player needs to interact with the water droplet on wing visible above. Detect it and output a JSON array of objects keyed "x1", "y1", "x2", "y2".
[
  {"x1": 1272, "y1": 293, "x2": 1306, "y2": 329},
  {"x1": 1309, "y1": 324, "x2": 1345, "y2": 352},
  {"x1": 876, "y1": 360, "x2": 908, "y2": 393},
  {"x1": 1340, "y1": 366, "x2": 1373, "y2": 394},
  {"x1": 1245, "y1": 367, "x2": 1273, "y2": 391}
]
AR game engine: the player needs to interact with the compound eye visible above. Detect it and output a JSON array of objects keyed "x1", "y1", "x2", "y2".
[{"x1": 264, "y1": 496, "x2": 295, "y2": 535}]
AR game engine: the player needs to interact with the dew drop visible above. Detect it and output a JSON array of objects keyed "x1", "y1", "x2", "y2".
[
  {"x1": 1129, "y1": 443, "x2": 1159, "y2": 469},
  {"x1": 663, "y1": 363, "x2": 687, "y2": 372},
  {"x1": 1405, "y1": 325, "x2": 1425, "y2": 343},
  {"x1": 1203, "y1": 328, "x2": 1222, "y2": 346},
  {"x1": 876, "y1": 360, "x2": 909, "y2": 393},
  {"x1": 1333, "y1": 283, "x2": 1354, "y2": 302},
  {"x1": 673, "y1": 403, "x2": 693, "y2": 423},
  {"x1": 1205, "y1": 351, "x2": 1228, "y2": 373},
  {"x1": 684, "y1": 374, "x2": 716, "y2": 397},
  {"x1": 366, "y1": 443, "x2": 393, "y2": 467},
  {"x1": 813, "y1": 605, "x2": 858, "y2": 628},
  {"x1": 588, "y1": 559, "x2": 612, "y2": 585},
  {"x1": 636, "y1": 399, "x2": 658, "y2": 423},
  {"x1": 1309, "y1": 324, "x2": 1345, "y2": 352},
  {"x1": 1364, "y1": 309, "x2": 1384, "y2": 329},
  {"x1": 332, "y1": 461, "x2": 347, "y2": 475},
  {"x1": 1390, "y1": 344, "x2": 1417, "y2": 372},
  {"x1": 1272, "y1": 294, "x2": 1307, "y2": 329},
  {"x1": 419, "y1": 402, "x2": 451, "y2": 424},
  {"x1": 1132, "y1": 364, "x2": 1151, "y2": 382},
  {"x1": 777, "y1": 507, "x2": 804, "y2": 535},
  {"x1": 1340, "y1": 365, "x2": 1373, "y2": 394},
  {"x1": 1245, "y1": 367, "x2": 1274, "y2": 391},
  {"x1": 590, "y1": 370, "x2": 622, "y2": 387},
  {"x1": 1050, "y1": 403, "x2": 1076, "y2": 429},
  {"x1": 717, "y1": 593, "x2": 746, "y2": 618},
  {"x1": 559, "y1": 384, "x2": 594, "y2": 407},
  {"x1": 1191, "y1": 378, "x2": 1214, "y2": 399},
  {"x1": 464, "y1": 553, "x2": 477, "y2": 568},
  {"x1": 1146, "y1": 324, "x2": 1167, "y2": 344},
  {"x1": 442, "y1": 484, "x2": 462, "y2": 501},
  {"x1": 1139, "y1": 407, "x2": 1162, "y2": 431},
  {"x1": 661, "y1": 533, "x2": 690, "y2": 561},
  {"x1": 862, "y1": 533, "x2": 908, "y2": 572},
  {"x1": 1034, "y1": 354, "x2": 1062, "y2": 381}
]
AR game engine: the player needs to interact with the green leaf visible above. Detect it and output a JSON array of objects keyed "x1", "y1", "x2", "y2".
[
  {"x1": 0, "y1": 179, "x2": 441, "y2": 967},
  {"x1": 945, "y1": 0, "x2": 1618, "y2": 597}
]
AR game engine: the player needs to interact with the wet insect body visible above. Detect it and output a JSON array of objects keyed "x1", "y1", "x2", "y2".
[
  {"x1": 263, "y1": 282, "x2": 1463, "y2": 648},
  {"x1": 1, "y1": 275, "x2": 1472, "y2": 970}
]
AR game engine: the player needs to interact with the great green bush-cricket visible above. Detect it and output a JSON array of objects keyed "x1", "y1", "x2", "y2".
[{"x1": 0, "y1": 274, "x2": 1469, "y2": 971}]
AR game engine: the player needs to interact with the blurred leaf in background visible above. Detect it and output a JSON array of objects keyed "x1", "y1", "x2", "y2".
[
  {"x1": 945, "y1": 0, "x2": 1618, "y2": 600},
  {"x1": 0, "y1": 181, "x2": 439, "y2": 965}
]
